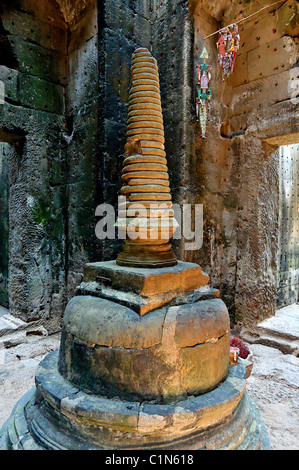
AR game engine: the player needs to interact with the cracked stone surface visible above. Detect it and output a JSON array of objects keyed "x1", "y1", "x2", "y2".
[
  {"x1": 0, "y1": 334, "x2": 298, "y2": 449},
  {"x1": 59, "y1": 295, "x2": 230, "y2": 400}
]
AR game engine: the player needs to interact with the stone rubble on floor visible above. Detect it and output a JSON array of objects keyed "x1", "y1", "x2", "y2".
[{"x1": 0, "y1": 310, "x2": 48, "y2": 350}]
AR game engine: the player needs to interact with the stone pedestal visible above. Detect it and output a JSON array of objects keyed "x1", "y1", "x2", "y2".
[
  {"x1": 0, "y1": 353, "x2": 270, "y2": 450},
  {"x1": 81, "y1": 260, "x2": 210, "y2": 315},
  {"x1": 0, "y1": 261, "x2": 270, "y2": 450}
]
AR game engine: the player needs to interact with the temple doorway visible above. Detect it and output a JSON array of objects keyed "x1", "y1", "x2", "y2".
[
  {"x1": 277, "y1": 143, "x2": 299, "y2": 308},
  {"x1": 0, "y1": 141, "x2": 9, "y2": 308}
]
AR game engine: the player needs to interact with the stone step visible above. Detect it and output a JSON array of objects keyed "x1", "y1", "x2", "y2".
[
  {"x1": 240, "y1": 303, "x2": 299, "y2": 356},
  {"x1": 257, "y1": 304, "x2": 299, "y2": 341},
  {"x1": 0, "y1": 331, "x2": 28, "y2": 349},
  {"x1": 241, "y1": 330, "x2": 299, "y2": 356},
  {"x1": 258, "y1": 334, "x2": 298, "y2": 356},
  {"x1": 256, "y1": 322, "x2": 299, "y2": 342},
  {"x1": 0, "y1": 326, "x2": 48, "y2": 349},
  {"x1": 1, "y1": 387, "x2": 270, "y2": 450}
]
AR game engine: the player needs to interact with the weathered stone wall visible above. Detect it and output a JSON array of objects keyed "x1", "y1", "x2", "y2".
[
  {"x1": 277, "y1": 143, "x2": 299, "y2": 307},
  {"x1": 0, "y1": 0, "x2": 68, "y2": 330},
  {"x1": 0, "y1": 0, "x2": 155, "y2": 328},
  {"x1": 151, "y1": 0, "x2": 194, "y2": 257},
  {"x1": 190, "y1": 0, "x2": 299, "y2": 325},
  {"x1": 0, "y1": 0, "x2": 101, "y2": 330},
  {"x1": 0, "y1": 0, "x2": 298, "y2": 329},
  {"x1": 98, "y1": 0, "x2": 152, "y2": 261},
  {"x1": 59, "y1": 0, "x2": 299, "y2": 327},
  {"x1": 0, "y1": 143, "x2": 9, "y2": 308},
  {"x1": 63, "y1": 0, "x2": 100, "y2": 299},
  {"x1": 98, "y1": 0, "x2": 297, "y2": 325}
]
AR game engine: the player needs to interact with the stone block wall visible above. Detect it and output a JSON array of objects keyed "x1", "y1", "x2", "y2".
[
  {"x1": 61, "y1": 0, "x2": 299, "y2": 327},
  {"x1": 0, "y1": 0, "x2": 298, "y2": 328},
  {"x1": 0, "y1": 0, "x2": 154, "y2": 328},
  {"x1": 190, "y1": 0, "x2": 299, "y2": 325}
]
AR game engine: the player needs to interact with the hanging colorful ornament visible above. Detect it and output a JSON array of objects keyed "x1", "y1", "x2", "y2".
[
  {"x1": 196, "y1": 46, "x2": 212, "y2": 139},
  {"x1": 217, "y1": 24, "x2": 240, "y2": 79}
]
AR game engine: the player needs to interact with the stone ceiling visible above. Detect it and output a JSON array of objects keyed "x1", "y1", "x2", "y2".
[{"x1": 54, "y1": 0, "x2": 290, "y2": 26}]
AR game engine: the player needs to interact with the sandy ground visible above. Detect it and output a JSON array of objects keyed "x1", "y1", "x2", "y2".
[
  {"x1": 246, "y1": 343, "x2": 299, "y2": 450},
  {"x1": 0, "y1": 333, "x2": 61, "y2": 429},
  {"x1": 0, "y1": 335, "x2": 298, "y2": 450}
]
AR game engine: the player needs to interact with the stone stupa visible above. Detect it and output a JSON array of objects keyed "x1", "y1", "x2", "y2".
[
  {"x1": 0, "y1": 48, "x2": 270, "y2": 450},
  {"x1": 116, "y1": 47, "x2": 178, "y2": 268}
]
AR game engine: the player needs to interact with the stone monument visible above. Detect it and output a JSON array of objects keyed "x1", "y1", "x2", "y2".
[
  {"x1": 115, "y1": 48, "x2": 178, "y2": 269},
  {"x1": 0, "y1": 48, "x2": 270, "y2": 450}
]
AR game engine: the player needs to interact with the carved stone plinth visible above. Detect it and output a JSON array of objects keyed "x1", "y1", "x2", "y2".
[
  {"x1": 0, "y1": 352, "x2": 270, "y2": 450},
  {"x1": 81, "y1": 260, "x2": 210, "y2": 315},
  {"x1": 0, "y1": 261, "x2": 270, "y2": 450}
]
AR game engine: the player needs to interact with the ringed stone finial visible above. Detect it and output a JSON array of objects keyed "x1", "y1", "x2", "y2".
[{"x1": 116, "y1": 47, "x2": 178, "y2": 268}]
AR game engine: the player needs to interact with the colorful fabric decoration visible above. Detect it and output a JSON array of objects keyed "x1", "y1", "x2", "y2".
[
  {"x1": 196, "y1": 46, "x2": 212, "y2": 139},
  {"x1": 217, "y1": 24, "x2": 240, "y2": 79}
]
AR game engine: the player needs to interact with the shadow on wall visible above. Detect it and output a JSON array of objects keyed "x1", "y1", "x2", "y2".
[
  {"x1": 0, "y1": 142, "x2": 9, "y2": 308},
  {"x1": 0, "y1": 17, "x2": 18, "y2": 69}
]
